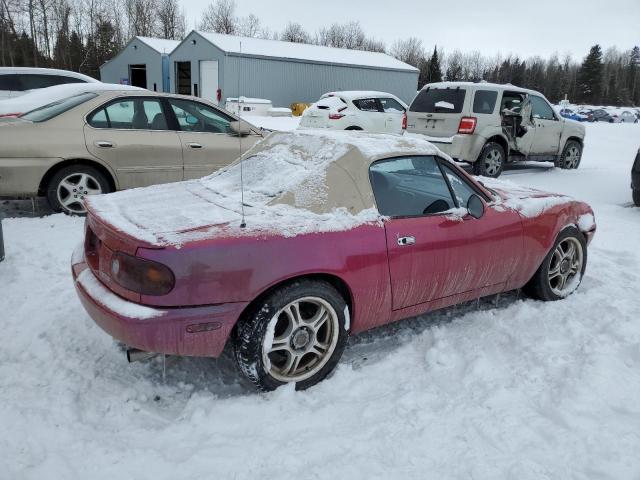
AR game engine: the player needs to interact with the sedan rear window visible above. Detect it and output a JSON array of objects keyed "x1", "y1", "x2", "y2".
[
  {"x1": 21, "y1": 92, "x2": 97, "y2": 122},
  {"x1": 0, "y1": 74, "x2": 19, "y2": 90},
  {"x1": 409, "y1": 88, "x2": 466, "y2": 113}
]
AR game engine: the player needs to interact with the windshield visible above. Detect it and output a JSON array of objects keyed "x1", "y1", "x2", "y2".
[{"x1": 21, "y1": 92, "x2": 97, "y2": 122}]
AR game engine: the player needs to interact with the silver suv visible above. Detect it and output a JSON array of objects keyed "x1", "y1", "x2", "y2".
[{"x1": 407, "y1": 82, "x2": 586, "y2": 177}]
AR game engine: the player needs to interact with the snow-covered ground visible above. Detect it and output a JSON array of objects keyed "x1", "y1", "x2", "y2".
[{"x1": 1, "y1": 122, "x2": 640, "y2": 479}]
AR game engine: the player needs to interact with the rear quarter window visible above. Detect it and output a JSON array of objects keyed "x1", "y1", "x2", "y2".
[
  {"x1": 473, "y1": 90, "x2": 498, "y2": 114},
  {"x1": 409, "y1": 88, "x2": 466, "y2": 113},
  {"x1": 353, "y1": 98, "x2": 380, "y2": 112}
]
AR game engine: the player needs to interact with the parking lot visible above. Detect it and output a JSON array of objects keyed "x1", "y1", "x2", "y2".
[{"x1": 1, "y1": 121, "x2": 639, "y2": 478}]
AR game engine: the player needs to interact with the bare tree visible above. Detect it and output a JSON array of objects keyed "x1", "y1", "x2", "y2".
[
  {"x1": 126, "y1": 0, "x2": 155, "y2": 37},
  {"x1": 199, "y1": 0, "x2": 236, "y2": 34},
  {"x1": 280, "y1": 21, "x2": 309, "y2": 43},
  {"x1": 156, "y1": 0, "x2": 184, "y2": 39},
  {"x1": 236, "y1": 13, "x2": 259, "y2": 37},
  {"x1": 390, "y1": 37, "x2": 425, "y2": 67}
]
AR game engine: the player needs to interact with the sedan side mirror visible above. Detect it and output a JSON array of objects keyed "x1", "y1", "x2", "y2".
[
  {"x1": 229, "y1": 120, "x2": 253, "y2": 137},
  {"x1": 467, "y1": 194, "x2": 485, "y2": 219}
]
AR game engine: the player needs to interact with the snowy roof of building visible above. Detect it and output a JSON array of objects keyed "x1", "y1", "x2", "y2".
[
  {"x1": 136, "y1": 36, "x2": 180, "y2": 54},
  {"x1": 193, "y1": 31, "x2": 418, "y2": 72}
]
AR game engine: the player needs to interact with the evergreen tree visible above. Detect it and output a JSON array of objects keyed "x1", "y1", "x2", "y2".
[
  {"x1": 576, "y1": 44, "x2": 604, "y2": 104},
  {"x1": 427, "y1": 46, "x2": 442, "y2": 83}
]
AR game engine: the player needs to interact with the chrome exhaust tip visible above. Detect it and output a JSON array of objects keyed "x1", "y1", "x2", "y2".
[{"x1": 126, "y1": 348, "x2": 158, "y2": 363}]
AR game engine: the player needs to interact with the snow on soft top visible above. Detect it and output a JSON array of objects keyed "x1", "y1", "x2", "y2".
[{"x1": 86, "y1": 131, "x2": 441, "y2": 246}]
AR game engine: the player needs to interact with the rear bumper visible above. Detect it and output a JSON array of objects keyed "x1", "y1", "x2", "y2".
[
  {"x1": 72, "y1": 259, "x2": 248, "y2": 357},
  {"x1": 412, "y1": 134, "x2": 484, "y2": 162}
]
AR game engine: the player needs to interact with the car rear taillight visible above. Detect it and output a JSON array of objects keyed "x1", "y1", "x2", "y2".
[
  {"x1": 329, "y1": 106, "x2": 347, "y2": 120},
  {"x1": 458, "y1": 117, "x2": 477, "y2": 134},
  {"x1": 402, "y1": 111, "x2": 407, "y2": 130},
  {"x1": 110, "y1": 251, "x2": 175, "y2": 296},
  {"x1": 0, "y1": 112, "x2": 21, "y2": 118}
]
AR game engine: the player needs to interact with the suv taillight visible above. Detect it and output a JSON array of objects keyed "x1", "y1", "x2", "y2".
[
  {"x1": 402, "y1": 111, "x2": 407, "y2": 130},
  {"x1": 110, "y1": 251, "x2": 175, "y2": 296},
  {"x1": 458, "y1": 117, "x2": 477, "y2": 134}
]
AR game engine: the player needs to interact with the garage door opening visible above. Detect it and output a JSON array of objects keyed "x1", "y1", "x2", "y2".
[
  {"x1": 129, "y1": 64, "x2": 147, "y2": 89},
  {"x1": 176, "y1": 61, "x2": 191, "y2": 95}
]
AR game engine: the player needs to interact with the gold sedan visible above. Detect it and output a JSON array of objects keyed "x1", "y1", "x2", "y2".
[{"x1": 0, "y1": 89, "x2": 262, "y2": 214}]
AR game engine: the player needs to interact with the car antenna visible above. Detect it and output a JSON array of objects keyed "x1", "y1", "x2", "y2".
[{"x1": 238, "y1": 40, "x2": 246, "y2": 228}]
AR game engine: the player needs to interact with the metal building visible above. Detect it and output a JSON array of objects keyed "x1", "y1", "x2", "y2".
[
  {"x1": 100, "y1": 36, "x2": 180, "y2": 92},
  {"x1": 169, "y1": 31, "x2": 419, "y2": 107}
]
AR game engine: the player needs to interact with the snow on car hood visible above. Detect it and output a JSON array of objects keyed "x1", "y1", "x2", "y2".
[
  {"x1": 477, "y1": 176, "x2": 573, "y2": 217},
  {"x1": 86, "y1": 130, "x2": 442, "y2": 246}
]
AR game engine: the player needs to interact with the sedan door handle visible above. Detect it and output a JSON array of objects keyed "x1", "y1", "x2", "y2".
[
  {"x1": 397, "y1": 235, "x2": 415, "y2": 246},
  {"x1": 188, "y1": 143, "x2": 203, "y2": 149},
  {"x1": 95, "y1": 141, "x2": 113, "y2": 148}
]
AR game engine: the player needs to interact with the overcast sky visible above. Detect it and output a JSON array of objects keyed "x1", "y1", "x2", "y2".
[{"x1": 179, "y1": 0, "x2": 640, "y2": 59}]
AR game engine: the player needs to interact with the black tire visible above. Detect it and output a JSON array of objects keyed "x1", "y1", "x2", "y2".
[
  {"x1": 472, "y1": 142, "x2": 505, "y2": 178},
  {"x1": 633, "y1": 189, "x2": 640, "y2": 207},
  {"x1": 523, "y1": 226, "x2": 587, "y2": 301},
  {"x1": 345, "y1": 126, "x2": 363, "y2": 131},
  {"x1": 555, "y1": 140, "x2": 582, "y2": 169},
  {"x1": 46, "y1": 165, "x2": 110, "y2": 215},
  {"x1": 233, "y1": 280, "x2": 349, "y2": 391}
]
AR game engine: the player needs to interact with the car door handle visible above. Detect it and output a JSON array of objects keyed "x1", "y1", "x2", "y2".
[
  {"x1": 95, "y1": 141, "x2": 113, "y2": 148},
  {"x1": 397, "y1": 235, "x2": 415, "y2": 246},
  {"x1": 188, "y1": 143, "x2": 203, "y2": 149}
]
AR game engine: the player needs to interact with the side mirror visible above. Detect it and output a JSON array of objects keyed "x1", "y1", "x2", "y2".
[
  {"x1": 467, "y1": 194, "x2": 485, "y2": 219},
  {"x1": 229, "y1": 120, "x2": 252, "y2": 137}
]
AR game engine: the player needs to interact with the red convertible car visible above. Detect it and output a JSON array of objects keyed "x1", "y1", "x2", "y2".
[{"x1": 72, "y1": 131, "x2": 596, "y2": 391}]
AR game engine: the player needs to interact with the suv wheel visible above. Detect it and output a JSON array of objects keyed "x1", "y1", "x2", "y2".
[
  {"x1": 556, "y1": 140, "x2": 582, "y2": 169},
  {"x1": 46, "y1": 165, "x2": 110, "y2": 215},
  {"x1": 473, "y1": 142, "x2": 505, "y2": 178}
]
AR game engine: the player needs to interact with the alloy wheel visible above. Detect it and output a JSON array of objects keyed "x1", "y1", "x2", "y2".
[
  {"x1": 484, "y1": 148, "x2": 503, "y2": 176},
  {"x1": 564, "y1": 145, "x2": 581, "y2": 169},
  {"x1": 56, "y1": 172, "x2": 103, "y2": 214},
  {"x1": 262, "y1": 296, "x2": 340, "y2": 382},
  {"x1": 547, "y1": 237, "x2": 584, "y2": 296}
]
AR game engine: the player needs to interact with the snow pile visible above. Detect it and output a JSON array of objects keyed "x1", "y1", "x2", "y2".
[{"x1": 90, "y1": 130, "x2": 443, "y2": 245}]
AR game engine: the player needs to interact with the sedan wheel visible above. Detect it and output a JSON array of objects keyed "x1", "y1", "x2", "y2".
[
  {"x1": 234, "y1": 280, "x2": 348, "y2": 391},
  {"x1": 46, "y1": 165, "x2": 110, "y2": 215},
  {"x1": 262, "y1": 297, "x2": 340, "y2": 383},
  {"x1": 547, "y1": 237, "x2": 584, "y2": 297},
  {"x1": 523, "y1": 226, "x2": 587, "y2": 301}
]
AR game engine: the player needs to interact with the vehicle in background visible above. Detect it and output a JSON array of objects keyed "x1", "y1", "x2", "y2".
[
  {"x1": 406, "y1": 82, "x2": 586, "y2": 177},
  {"x1": 619, "y1": 110, "x2": 638, "y2": 123},
  {"x1": 577, "y1": 109, "x2": 595, "y2": 122},
  {"x1": 71, "y1": 130, "x2": 596, "y2": 391},
  {"x1": 0, "y1": 89, "x2": 262, "y2": 214},
  {"x1": 299, "y1": 91, "x2": 407, "y2": 134},
  {"x1": 632, "y1": 148, "x2": 640, "y2": 207},
  {"x1": 0, "y1": 67, "x2": 98, "y2": 100},
  {"x1": 559, "y1": 108, "x2": 590, "y2": 122},
  {"x1": 0, "y1": 83, "x2": 143, "y2": 118},
  {"x1": 591, "y1": 109, "x2": 614, "y2": 122}
]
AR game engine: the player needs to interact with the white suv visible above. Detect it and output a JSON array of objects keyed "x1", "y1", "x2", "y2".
[
  {"x1": 407, "y1": 82, "x2": 586, "y2": 177},
  {"x1": 299, "y1": 91, "x2": 407, "y2": 134},
  {"x1": 0, "y1": 67, "x2": 98, "y2": 100}
]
